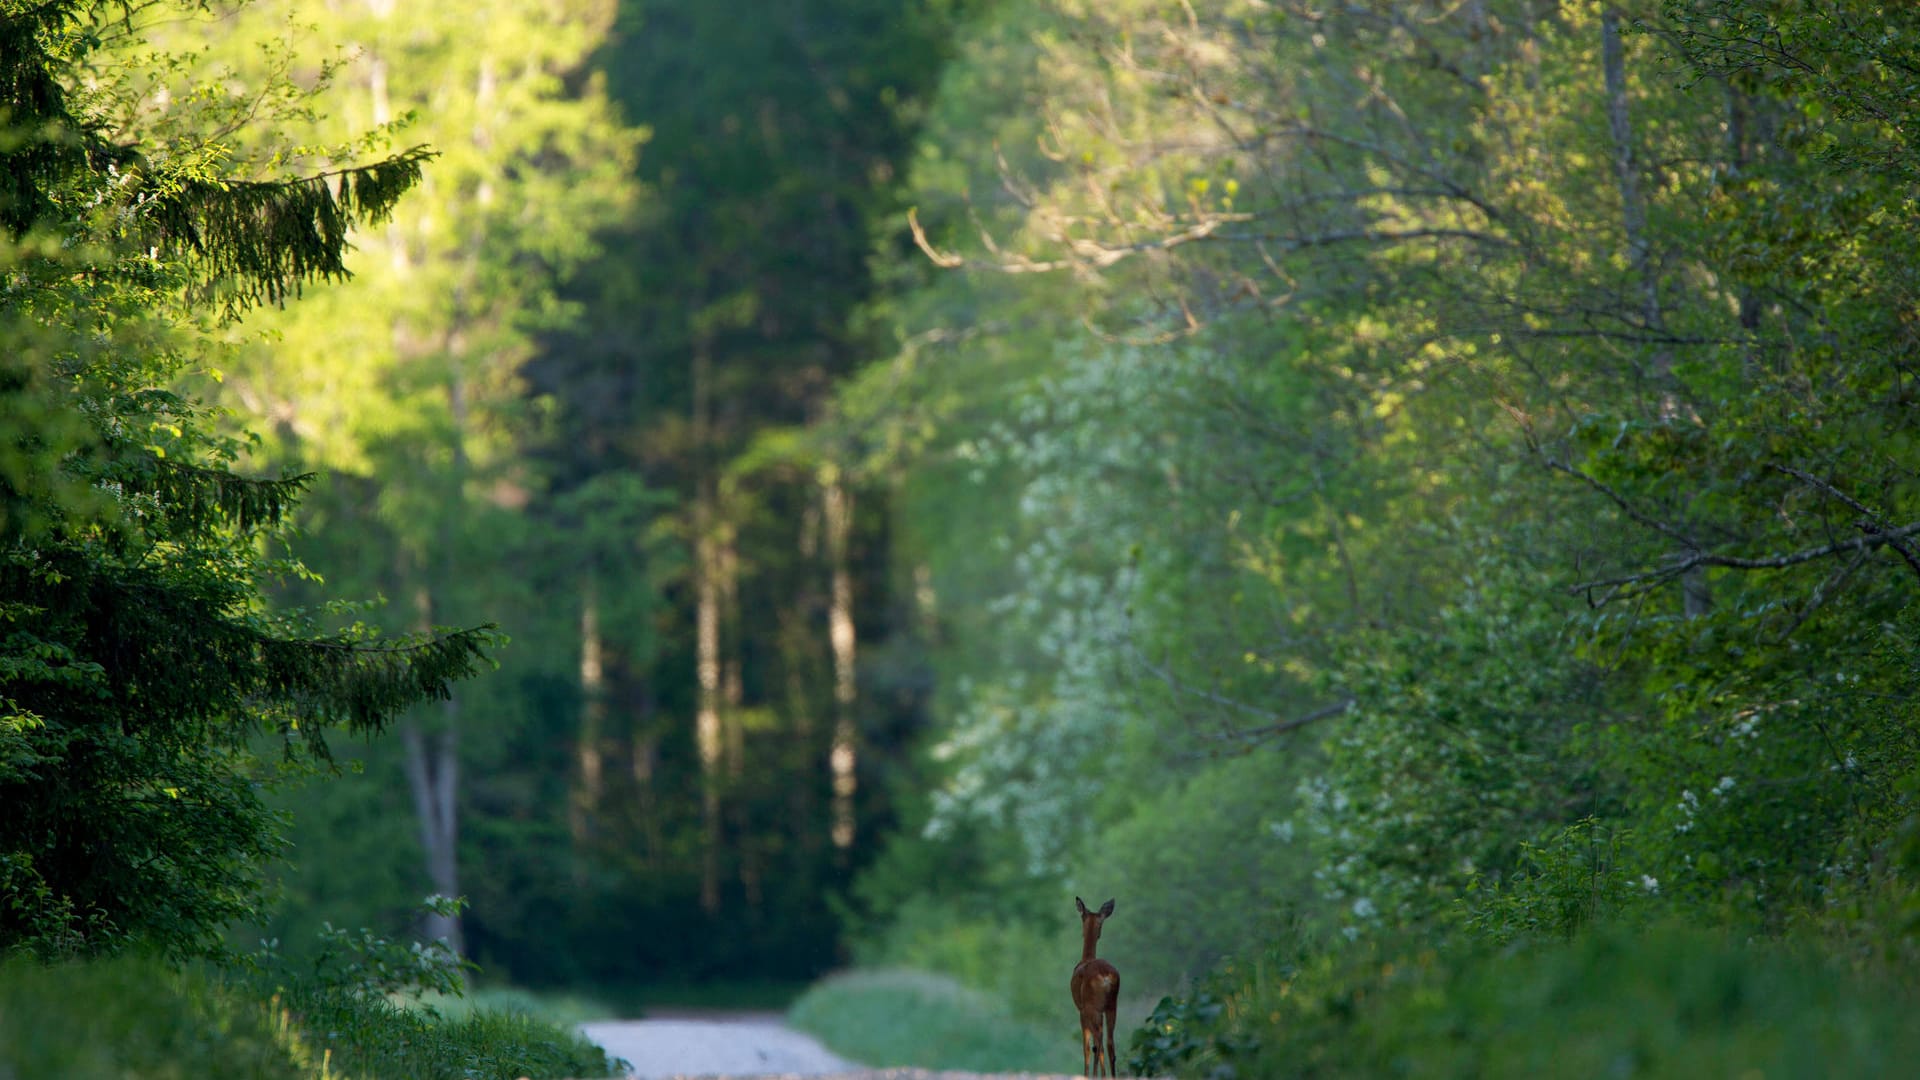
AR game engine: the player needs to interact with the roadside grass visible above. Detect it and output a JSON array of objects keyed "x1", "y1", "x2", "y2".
[
  {"x1": 0, "y1": 954, "x2": 306, "y2": 1080},
  {"x1": 278, "y1": 980, "x2": 621, "y2": 1079},
  {"x1": 789, "y1": 968, "x2": 1079, "y2": 1074},
  {"x1": 0, "y1": 954, "x2": 622, "y2": 1080}
]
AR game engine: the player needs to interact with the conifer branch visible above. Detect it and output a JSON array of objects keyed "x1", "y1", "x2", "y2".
[
  {"x1": 139, "y1": 145, "x2": 436, "y2": 316},
  {"x1": 142, "y1": 461, "x2": 315, "y2": 533}
]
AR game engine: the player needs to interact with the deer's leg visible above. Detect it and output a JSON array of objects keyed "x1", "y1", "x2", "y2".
[
  {"x1": 1081, "y1": 1021, "x2": 1093, "y2": 1076},
  {"x1": 1105, "y1": 1005, "x2": 1119, "y2": 1076}
]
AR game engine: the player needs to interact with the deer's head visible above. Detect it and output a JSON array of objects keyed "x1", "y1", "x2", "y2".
[{"x1": 1076, "y1": 896, "x2": 1115, "y2": 941}]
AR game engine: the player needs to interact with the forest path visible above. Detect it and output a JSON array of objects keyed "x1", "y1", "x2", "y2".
[
  {"x1": 576, "y1": 1015, "x2": 1079, "y2": 1080},
  {"x1": 579, "y1": 1014, "x2": 846, "y2": 1078}
]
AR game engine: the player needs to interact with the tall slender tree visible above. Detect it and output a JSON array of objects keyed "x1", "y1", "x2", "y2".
[
  {"x1": 200, "y1": 0, "x2": 640, "y2": 956},
  {"x1": 524, "y1": 0, "x2": 967, "y2": 976}
]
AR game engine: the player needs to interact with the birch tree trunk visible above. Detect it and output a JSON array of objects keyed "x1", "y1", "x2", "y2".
[
  {"x1": 822, "y1": 466, "x2": 858, "y2": 853},
  {"x1": 630, "y1": 678, "x2": 663, "y2": 863},
  {"x1": 401, "y1": 358, "x2": 472, "y2": 954},
  {"x1": 1601, "y1": 8, "x2": 1659, "y2": 334},
  {"x1": 403, "y1": 715, "x2": 462, "y2": 953},
  {"x1": 718, "y1": 536, "x2": 760, "y2": 906},
  {"x1": 572, "y1": 574, "x2": 607, "y2": 878},
  {"x1": 692, "y1": 341, "x2": 724, "y2": 913}
]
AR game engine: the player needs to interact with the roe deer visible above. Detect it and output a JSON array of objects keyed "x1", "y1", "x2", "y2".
[{"x1": 1070, "y1": 896, "x2": 1120, "y2": 1077}]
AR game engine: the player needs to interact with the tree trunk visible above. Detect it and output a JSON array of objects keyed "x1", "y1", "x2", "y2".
[
  {"x1": 692, "y1": 342, "x2": 724, "y2": 913},
  {"x1": 629, "y1": 675, "x2": 663, "y2": 863},
  {"x1": 822, "y1": 467, "x2": 858, "y2": 853},
  {"x1": 400, "y1": 307, "x2": 473, "y2": 951},
  {"x1": 912, "y1": 562, "x2": 938, "y2": 642},
  {"x1": 717, "y1": 535, "x2": 761, "y2": 905},
  {"x1": 1726, "y1": 81, "x2": 1766, "y2": 333},
  {"x1": 403, "y1": 713, "x2": 462, "y2": 954},
  {"x1": 1601, "y1": 8, "x2": 1659, "y2": 334},
  {"x1": 722, "y1": 538, "x2": 745, "y2": 781},
  {"x1": 779, "y1": 606, "x2": 819, "y2": 857},
  {"x1": 572, "y1": 574, "x2": 607, "y2": 878}
]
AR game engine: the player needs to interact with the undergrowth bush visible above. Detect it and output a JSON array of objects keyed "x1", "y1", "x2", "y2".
[
  {"x1": 849, "y1": 898, "x2": 1074, "y2": 1022},
  {"x1": 244, "y1": 898, "x2": 621, "y2": 1079},
  {"x1": 789, "y1": 968, "x2": 1073, "y2": 1074},
  {"x1": 1089, "y1": 750, "x2": 1314, "y2": 994},
  {"x1": 1131, "y1": 925, "x2": 1920, "y2": 1079}
]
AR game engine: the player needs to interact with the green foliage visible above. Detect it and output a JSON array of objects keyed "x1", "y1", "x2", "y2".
[
  {"x1": 848, "y1": 897, "x2": 1071, "y2": 1023},
  {"x1": 1462, "y1": 819, "x2": 1653, "y2": 946},
  {"x1": 141, "y1": 145, "x2": 436, "y2": 319},
  {"x1": 829, "y1": 0, "x2": 1920, "y2": 1072},
  {"x1": 1133, "y1": 927, "x2": 1920, "y2": 1080},
  {"x1": 274, "y1": 895, "x2": 474, "y2": 1000},
  {"x1": 1091, "y1": 751, "x2": 1314, "y2": 994},
  {"x1": 1304, "y1": 553, "x2": 1628, "y2": 933},
  {"x1": 1129, "y1": 988, "x2": 1258, "y2": 1080},
  {"x1": 788, "y1": 968, "x2": 1071, "y2": 1074},
  {"x1": 1, "y1": 0, "x2": 500, "y2": 963}
]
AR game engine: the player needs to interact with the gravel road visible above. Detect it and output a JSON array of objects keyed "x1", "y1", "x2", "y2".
[
  {"x1": 578, "y1": 1015, "x2": 852, "y2": 1079},
  {"x1": 575, "y1": 1015, "x2": 1084, "y2": 1080}
]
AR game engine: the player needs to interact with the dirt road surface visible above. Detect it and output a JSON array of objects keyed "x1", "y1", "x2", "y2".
[{"x1": 579, "y1": 1015, "x2": 851, "y2": 1079}]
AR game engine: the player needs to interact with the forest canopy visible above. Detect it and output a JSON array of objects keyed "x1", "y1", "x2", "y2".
[{"x1": 8, "y1": 0, "x2": 1920, "y2": 1074}]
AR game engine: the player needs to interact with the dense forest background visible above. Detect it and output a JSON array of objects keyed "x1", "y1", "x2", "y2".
[{"x1": 10, "y1": 0, "x2": 1920, "y2": 1073}]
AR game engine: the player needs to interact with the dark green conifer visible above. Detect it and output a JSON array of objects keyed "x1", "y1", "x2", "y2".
[{"x1": 1, "y1": 0, "x2": 486, "y2": 959}]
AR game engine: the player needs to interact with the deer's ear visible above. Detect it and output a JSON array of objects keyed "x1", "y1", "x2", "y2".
[
  {"x1": 1076, "y1": 896, "x2": 1090, "y2": 916},
  {"x1": 1099, "y1": 898, "x2": 1115, "y2": 918}
]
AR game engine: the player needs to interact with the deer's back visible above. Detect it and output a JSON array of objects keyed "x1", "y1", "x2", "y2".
[{"x1": 1071, "y1": 958, "x2": 1120, "y2": 1012}]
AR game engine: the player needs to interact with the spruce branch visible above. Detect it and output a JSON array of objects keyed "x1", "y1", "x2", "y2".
[{"x1": 138, "y1": 145, "x2": 436, "y2": 316}]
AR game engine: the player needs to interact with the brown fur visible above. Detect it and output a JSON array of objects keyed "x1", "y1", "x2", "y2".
[{"x1": 1070, "y1": 897, "x2": 1121, "y2": 1076}]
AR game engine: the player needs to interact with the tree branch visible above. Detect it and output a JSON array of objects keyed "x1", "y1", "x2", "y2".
[
  {"x1": 1544, "y1": 456, "x2": 1702, "y2": 550},
  {"x1": 1570, "y1": 522, "x2": 1920, "y2": 604},
  {"x1": 1773, "y1": 464, "x2": 1920, "y2": 584},
  {"x1": 1132, "y1": 651, "x2": 1353, "y2": 742}
]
